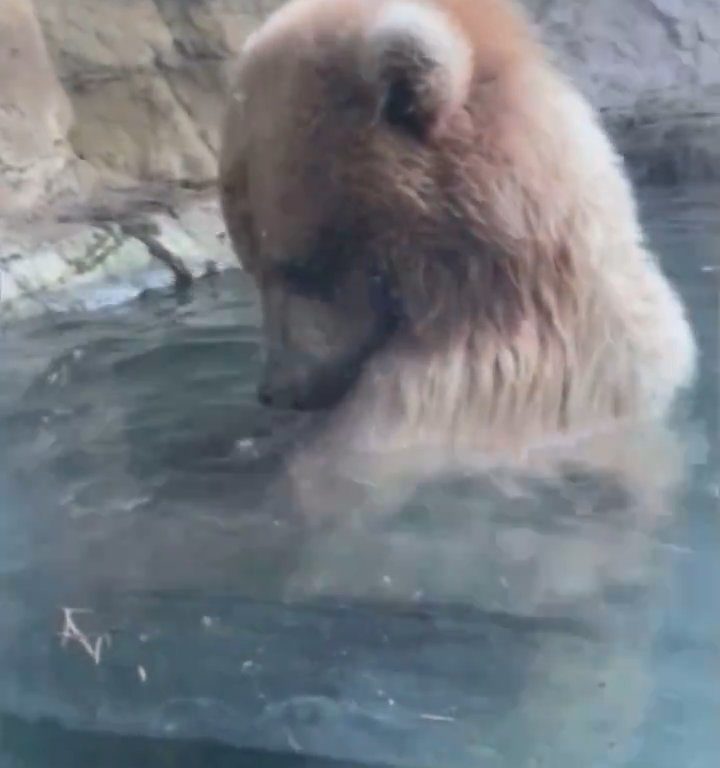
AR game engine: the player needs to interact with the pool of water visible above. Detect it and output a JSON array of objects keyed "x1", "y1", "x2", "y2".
[{"x1": 0, "y1": 185, "x2": 718, "y2": 768}]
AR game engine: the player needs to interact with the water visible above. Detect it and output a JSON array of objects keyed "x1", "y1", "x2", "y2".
[{"x1": 0, "y1": 185, "x2": 718, "y2": 767}]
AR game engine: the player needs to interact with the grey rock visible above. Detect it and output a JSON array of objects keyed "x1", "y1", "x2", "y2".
[
  {"x1": 606, "y1": 86, "x2": 720, "y2": 184},
  {"x1": 525, "y1": 0, "x2": 720, "y2": 109},
  {"x1": 520, "y1": 0, "x2": 720, "y2": 183}
]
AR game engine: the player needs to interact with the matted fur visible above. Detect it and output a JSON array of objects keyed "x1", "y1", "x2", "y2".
[{"x1": 219, "y1": 0, "x2": 696, "y2": 482}]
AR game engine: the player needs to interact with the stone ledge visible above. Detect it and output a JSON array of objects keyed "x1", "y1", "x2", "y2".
[{"x1": 0, "y1": 189, "x2": 237, "y2": 322}]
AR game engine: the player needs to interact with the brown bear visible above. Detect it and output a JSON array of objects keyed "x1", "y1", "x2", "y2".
[{"x1": 219, "y1": 0, "x2": 695, "y2": 509}]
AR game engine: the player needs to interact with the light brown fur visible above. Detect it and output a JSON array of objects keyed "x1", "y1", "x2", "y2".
[{"x1": 219, "y1": 0, "x2": 695, "y2": 513}]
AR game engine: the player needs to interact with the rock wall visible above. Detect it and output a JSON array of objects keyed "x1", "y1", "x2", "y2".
[
  {"x1": 527, "y1": 0, "x2": 720, "y2": 110},
  {"x1": 525, "y1": 0, "x2": 720, "y2": 183},
  {"x1": 34, "y1": 0, "x2": 280, "y2": 191},
  {"x1": 4, "y1": 0, "x2": 720, "y2": 213},
  {"x1": 1, "y1": 0, "x2": 284, "y2": 219},
  {"x1": 0, "y1": 0, "x2": 718, "y2": 316},
  {"x1": 3, "y1": 0, "x2": 720, "y2": 213},
  {"x1": 0, "y1": 0, "x2": 81, "y2": 215}
]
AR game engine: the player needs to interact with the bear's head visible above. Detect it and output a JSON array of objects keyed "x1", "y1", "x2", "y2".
[{"x1": 220, "y1": 0, "x2": 576, "y2": 412}]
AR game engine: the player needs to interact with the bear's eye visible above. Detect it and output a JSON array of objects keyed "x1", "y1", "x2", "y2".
[{"x1": 278, "y1": 261, "x2": 337, "y2": 300}]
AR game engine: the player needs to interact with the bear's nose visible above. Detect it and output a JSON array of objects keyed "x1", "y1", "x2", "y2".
[{"x1": 257, "y1": 380, "x2": 302, "y2": 409}]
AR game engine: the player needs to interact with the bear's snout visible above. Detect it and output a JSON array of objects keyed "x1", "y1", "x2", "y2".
[
  {"x1": 257, "y1": 377, "x2": 313, "y2": 410},
  {"x1": 257, "y1": 355, "x2": 313, "y2": 410},
  {"x1": 257, "y1": 347, "x2": 367, "y2": 412}
]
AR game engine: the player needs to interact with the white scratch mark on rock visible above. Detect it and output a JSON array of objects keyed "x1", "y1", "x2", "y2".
[{"x1": 58, "y1": 607, "x2": 109, "y2": 665}]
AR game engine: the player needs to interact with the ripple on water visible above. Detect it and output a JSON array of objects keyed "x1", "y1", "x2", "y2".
[{"x1": 0, "y1": 188, "x2": 718, "y2": 768}]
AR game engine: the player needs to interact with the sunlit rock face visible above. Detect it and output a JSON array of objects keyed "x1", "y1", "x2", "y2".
[{"x1": 1, "y1": 0, "x2": 284, "y2": 218}]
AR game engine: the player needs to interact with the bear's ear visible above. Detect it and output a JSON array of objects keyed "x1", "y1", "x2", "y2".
[{"x1": 362, "y1": 1, "x2": 473, "y2": 139}]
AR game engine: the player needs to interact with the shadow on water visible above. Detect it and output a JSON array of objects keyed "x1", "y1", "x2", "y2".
[
  {"x1": 0, "y1": 713, "x2": 377, "y2": 768},
  {"x1": 0, "y1": 184, "x2": 718, "y2": 767}
]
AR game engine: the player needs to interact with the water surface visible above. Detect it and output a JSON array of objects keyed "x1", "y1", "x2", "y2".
[{"x1": 0, "y1": 185, "x2": 718, "y2": 767}]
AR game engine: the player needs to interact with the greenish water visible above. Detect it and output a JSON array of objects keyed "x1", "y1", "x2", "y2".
[{"x1": 0, "y1": 185, "x2": 718, "y2": 767}]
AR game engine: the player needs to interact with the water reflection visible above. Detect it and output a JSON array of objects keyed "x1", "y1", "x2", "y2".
[{"x1": 0, "y1": 185, "x2": 718, "y2": 767}]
